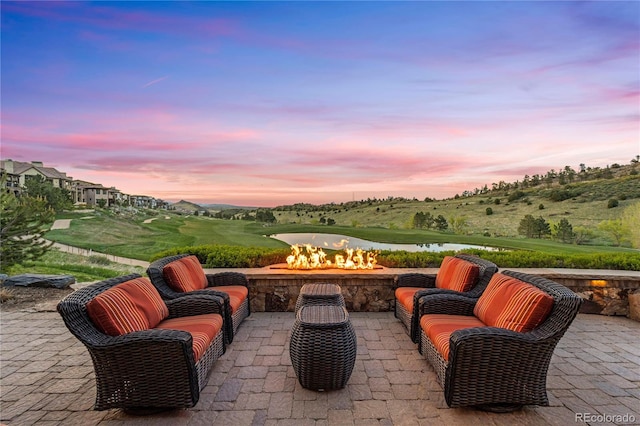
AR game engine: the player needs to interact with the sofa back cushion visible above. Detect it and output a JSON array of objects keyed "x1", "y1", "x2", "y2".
[
  {"x1": 474, "y1": 273, "x2": 554, "y2": 332},
  {"x1": 435, "y1": 256, "x2": 480, "y2": 293},
  {"x1": 163, "y1": 255, "x2": 207, "y2": 292},
  {"x1": 87, "y1": 277, "x2": 169, "y2": 336}
]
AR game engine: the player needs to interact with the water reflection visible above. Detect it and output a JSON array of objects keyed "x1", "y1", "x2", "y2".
[{"x1": 269, "y1": 233, "x2": 501, "y2": 253}]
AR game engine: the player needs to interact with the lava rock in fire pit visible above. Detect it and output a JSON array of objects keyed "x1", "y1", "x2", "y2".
[{"x1": 3, "y1": 274, "x2": 75, "y2": 289}]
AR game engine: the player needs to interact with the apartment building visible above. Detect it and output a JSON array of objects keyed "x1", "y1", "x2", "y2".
[
  {"x1": 0, "y1": 159, "x2": 73, "y2": 196},
  {"x1": 1, "y1": 159, "x2": 166, "y2": 209}
]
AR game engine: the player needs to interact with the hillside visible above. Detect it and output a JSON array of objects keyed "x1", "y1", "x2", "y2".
[
  {"x1": 170, "y1": 200, "x2": 203, "y2": 212},
  {"x1": 270, "y1": 162, "x2": 640, "y2": 243},
  {"x1": 203, "y1": 203, "x2": 257, "y2": 211}
]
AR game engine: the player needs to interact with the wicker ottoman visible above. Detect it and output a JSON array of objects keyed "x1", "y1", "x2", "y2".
[
  {"x1": 289, "y1": 305, "x2": 357, "y2": 391},
  {"x1": 294, "y1": 283, "x2": 345, "y2": 312}
]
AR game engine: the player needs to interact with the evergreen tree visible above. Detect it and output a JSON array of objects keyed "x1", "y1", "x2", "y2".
[
  {"x1": 23, "y1": 175, "x2": 73, "y2": 212},
  {"x1": 554, "y1": 218, "x2": 574, "y2": 243},
  {"x1": 255, "y1": 209, "x2": 276, "y2": 223},
  {"x1": 412, "y1": 212, "x2": 426, "y2": 229},
  {"x1": 434, "y1": 215, "x2": 448, "y2": 231},
  {"x1": 534, "y1": 216, "x2": 551, "y2": 238},
  {"x1": 518, "y1": 214, "x2": 537, "y2": 238},
  {"x1": 1, "y1": 177, "x2": 55, "y2": 272}
]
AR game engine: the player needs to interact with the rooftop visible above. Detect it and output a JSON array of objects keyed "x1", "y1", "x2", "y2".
[{"x1": 1, "y1": 309, "x2": 639, "y2": 425}]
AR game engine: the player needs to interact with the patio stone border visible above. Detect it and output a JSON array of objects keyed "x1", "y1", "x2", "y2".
[{"x1": 206, "y1": 266, "x2": 640, "y2": 319}]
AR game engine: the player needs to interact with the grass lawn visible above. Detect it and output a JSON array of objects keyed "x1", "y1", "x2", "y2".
[
  {"x1": 5, "y1": 250, "x2": 144, "y2": 282},
  {"x1": 45, "y1": 209, "x2": 636, "y2": 262}
]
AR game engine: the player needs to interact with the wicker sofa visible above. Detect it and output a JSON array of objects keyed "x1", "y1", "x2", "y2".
[
  {"x1": 394, "y1": 254, "x2": 498, "y2": 343},
  {"x1": 418, "y1": 270, "x2": 582, "y2": 411},
  {"x1": 57, "y1": 274, "x2": 226, "y2": 411},
  {"x1": 147, "y1": 254, "x2": 250, "y2": 344}
]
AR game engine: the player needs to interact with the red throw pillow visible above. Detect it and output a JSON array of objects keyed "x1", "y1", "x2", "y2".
[
  {"x1": 435, "y1": 257, "x2": 479, "y2": 292},
  {"x1": 474, "y1": 273, "x2": 554, "y2": 332},
  {"x1": 163, "y1": 255, "x2": 207, "y2": 292},
  {"x1": 87, "y1": 277, "x2": 169, "y2": 336}
]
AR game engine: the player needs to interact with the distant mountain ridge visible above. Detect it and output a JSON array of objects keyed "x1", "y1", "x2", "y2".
[
  {"x1": 170, "y1": 200, "x2": 204, "y2": 211},
  {"x1": 202, "y1": 203, "x2": 256, "y2": 211},
  {"x1": 170, "y1": 200, "x2": 256, "y2": 211}
]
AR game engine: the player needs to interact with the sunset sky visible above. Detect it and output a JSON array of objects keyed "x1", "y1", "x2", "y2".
[{"x1": 2, "y1": 1, "x2": 638, "y2": 207}]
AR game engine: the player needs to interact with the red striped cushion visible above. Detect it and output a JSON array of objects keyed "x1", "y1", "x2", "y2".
[
  {"x1": 163, "y1": 256, "x2": 207, "y2": 292},
  {"x1": 435, "y1": 257, "x2": 479, "y2": 292},
  {"x1": 212, "y1": 286, "x2": 248, "y2": 313},
  {"x1": 155, "y1": 314, "x2": 223, "y2": 361},
  {"x1": 87, "y1": 277, "x2": 169, "y2": 336},
  {"x1": 395, "y1": 287, "x2": 422, "y2": 312},
  {"x1": 420, "y1": 314, "x2": 485, "y2": 360},
  {"x1": 474, "y1": 273, "x2": 554, "y2": 332}
]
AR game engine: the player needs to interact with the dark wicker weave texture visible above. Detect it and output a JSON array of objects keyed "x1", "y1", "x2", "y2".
[
  {"x1": 147, "y1": 254, "x2": 250, "y2": 344},
  {"x1": 294, "y1": 283, "x2": 345, "y2": 312},
  {"x1": 56, "y1": 274, "x2": 226, "y2": 411},
  {"x1": 394, "y1": 254, "x2": 498, "y2": 343},
  {"x1": 289, "y1": 305, "x2": 357, "y2": 391},
  {"x1": 418, "y1": 270, "x2": 582, "y2": 410}
]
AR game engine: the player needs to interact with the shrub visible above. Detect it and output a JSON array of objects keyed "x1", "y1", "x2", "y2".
[
  {"x1": 152, "y1": 245, "x2": 290, "y2": 268},
  {"x1": 607, "y1": 199, "x2": 619, "y2": 208},
  {"x1": 151, "y1": 246, "x2": 640, "y2": 271},
  {"x1": 485, "y1": 207, "x2": 493, "y2": 215},
  {"x1": 88, "y1": 255, "x2": 112, "y2": 265},
  {"x1": 0, "y1": 287, "x2": 15, "y2": 303},
  {"x1": 508, "y1": 190, "x2": 525, "y2": 202}
]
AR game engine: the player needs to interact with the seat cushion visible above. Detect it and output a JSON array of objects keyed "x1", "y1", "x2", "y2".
[
  {"x1": 435, "y1": 256, "x2": 480, "y2": 292},
  {"x1": 155, "y1": 313, "x2": 223, "y2": 361},
  {"x1": 474, "y1": 273, "x2": 555, "y2": 333},
  {"x1": 211, "y1": 285, "x2": 249, "y2": 313},
  {"x1": 420, "y1": 314, "x2": 485, "y2": 360},
  {"x1": 87, "y1": 277, "x2": 169, "y2": 336},
  {"x1": 395, "y1": 287, "x2": 422, "y2": 312},
  {"x1": 163, "y1": 255, "x2": 207, "y2": 292}
]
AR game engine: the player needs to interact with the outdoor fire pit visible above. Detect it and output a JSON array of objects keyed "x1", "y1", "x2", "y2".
[{"x1": 282, "y1": 244, "x2": 379, "y2": 270}]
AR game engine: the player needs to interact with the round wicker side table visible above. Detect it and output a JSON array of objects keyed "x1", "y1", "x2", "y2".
[
  {"x1": 289, "y1": 305, "x2": 357, "y2": 391},
  {"x1": 294, "y1": 283, "x2": 345, "y2": 312}
]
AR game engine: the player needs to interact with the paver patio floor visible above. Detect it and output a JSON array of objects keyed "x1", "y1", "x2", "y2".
[{"x1": 1, "y1": 310, "x2": 639, "y2": 425}]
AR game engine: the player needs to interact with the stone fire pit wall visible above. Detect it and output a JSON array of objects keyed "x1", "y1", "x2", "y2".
[
  {"x1": 250, "y1": 267, "x2": 399, "y2": 312},
  {"x1": 204, "y1": 266, "x2": 640, "y2": 319}
]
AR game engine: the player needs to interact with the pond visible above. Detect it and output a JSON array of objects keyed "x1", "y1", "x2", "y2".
[{"x1": 269, "y1": 233, "x2": 501, "y2": 253}]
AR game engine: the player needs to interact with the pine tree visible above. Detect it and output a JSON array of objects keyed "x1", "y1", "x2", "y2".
[{"x1": 1, "y1": 177, "x2": 55, "y2": 272}]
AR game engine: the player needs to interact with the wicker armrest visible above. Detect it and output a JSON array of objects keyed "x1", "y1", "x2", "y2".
[
  {"x1": 450, "y1": 326, "x2": 537, "y2": 347},
  {"x1": 166, "y1": 294, "x2": 225, "y2": 319},
  {"x1": 394, "y1": 273, "x2": 437, "y2": 289},
  {"x1": 180, "y1": 288, "x2": 230, "y2": 304},
  {"x1": 206, "y1": 272, "x2": 249, "y2": 287},
  {"x1": 418, "y1": 293, "x2": 477, "y2": 316},
  {"x1": 90, "y1": 328, "x2": 193, "y2": 350},
  {"x1": 414, "y1": 287, "x2": 464, "y2": 303}
]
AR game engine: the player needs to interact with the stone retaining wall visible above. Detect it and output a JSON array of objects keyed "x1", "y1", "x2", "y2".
[{"x1": 206, "y1": 266, "x2": 640, "y2": 320}]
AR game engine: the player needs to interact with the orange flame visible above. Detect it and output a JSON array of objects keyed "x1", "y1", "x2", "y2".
[{"x1": 286, "y1": 244, "x2": 378, "y2": 270}]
